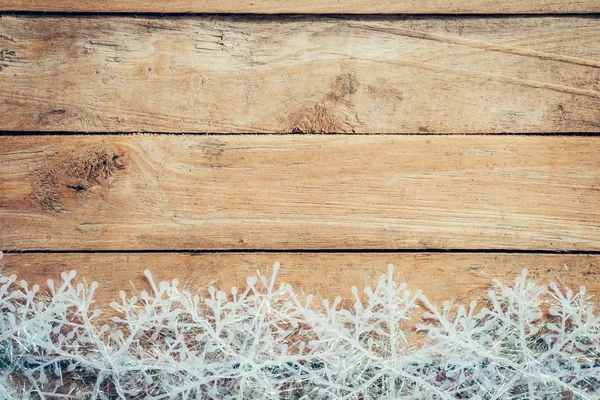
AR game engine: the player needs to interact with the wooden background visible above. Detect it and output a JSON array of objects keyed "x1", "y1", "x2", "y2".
[{"x1": 1, "y1": 1, "x2": 599, "y2": 310}]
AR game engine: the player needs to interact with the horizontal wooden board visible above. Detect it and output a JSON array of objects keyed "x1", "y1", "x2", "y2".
[
  {"x1": 0, "y1": 0, "x2": 598, "y2": 14},
  {"x1": 2, "y1": 252, "x2": 599, "y2": 310},
  {"x1": 1, "y1": 135, "x2": 600, "y2": 251},
  {"x1": 1, "y1": 16, "x2": 599, "y2": 133}
]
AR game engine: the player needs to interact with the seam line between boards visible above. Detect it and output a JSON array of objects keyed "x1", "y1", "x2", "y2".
[{"x1": 5, "y1": 249, "x2": 600, "y2": 255}]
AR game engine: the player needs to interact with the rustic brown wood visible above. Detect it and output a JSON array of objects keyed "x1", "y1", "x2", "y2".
[
  {"x1": 0, "y1": 0, "x2": 598, "y2": 14},
  {"x1": 1, "y1": 16, "x2": 599, "y2": 133},
  {"x1": 2, "y1": 135, "x2": 600, "y2": 251},
  {"x1": 3, "y1": 252, "x2": 599, "y2": 310}
]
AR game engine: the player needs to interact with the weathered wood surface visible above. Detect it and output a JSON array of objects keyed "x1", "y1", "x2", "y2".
[
  {"x1": 2, "y1": 135, "x2": 600, "y2": 251},
  {"x1": 1, "y1": 16, "x2": 599, "y2": 133},
  {"x1": 3, "y1": 252, "x2": 599, "y2": 309},
  {"x1": 0, "y1": 0, "x2": 598, "y2": 14}
]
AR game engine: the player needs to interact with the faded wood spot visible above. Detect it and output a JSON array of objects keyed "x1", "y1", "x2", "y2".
[
  {"x1": 0, "y1": 48, "x2": 16, "y2": 72},
  {"x1": 288, "y1": 104, "x2": 348, "y2": 134},
  {"x1": 287, "y1": 73, "x2": 363, "y2": 133},
  {"x1": 327, "y1": 72, "x2": 359, "y2": 102},
  {"x1": 201, "y1": 138, "x2": 226, "y2": 158},
  {"x1": 32, "y1": 145, "x2": 125, "y2": 212}
]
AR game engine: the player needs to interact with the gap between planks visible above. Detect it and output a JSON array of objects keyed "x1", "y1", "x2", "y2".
[
  {"x1": 3, "y1": 132, "x2": 600, "y2": 137},
  {"x1": 8, "y1": 249, "x2": 600, "y2": 255}
]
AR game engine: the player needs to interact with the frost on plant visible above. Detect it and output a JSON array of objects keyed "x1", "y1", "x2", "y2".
[
  {"x1": 418, "y1": 270, "x2": 600, "y2": 399},
  {"x1": 0, "y1": 261, "x2": 598, "y2": 399}
]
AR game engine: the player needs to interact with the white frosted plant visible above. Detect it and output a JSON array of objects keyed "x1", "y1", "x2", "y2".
[
  {"x1": 0, "y1": 259, "x2": 599, "y2": 399},
  {"x1": 106, "y1": 265, "x2": 308, "y2": 398},
  {"x1": 292, "y1": 265, "x2": 440, "y2": 399},
  {"x1": 417, "y1": 270, "x2": 600, "y2": 399},
  {"x1": 0, "y1": 269, "x2": 113, "y2": 398}
]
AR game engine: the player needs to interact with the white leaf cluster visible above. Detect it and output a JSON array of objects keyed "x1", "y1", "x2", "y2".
[{"x1": 0, "y1": 262, "x2": 598, "y2": 399}]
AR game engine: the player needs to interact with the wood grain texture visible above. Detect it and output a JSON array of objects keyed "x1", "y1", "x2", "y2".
[
  {"x1": 1, "y1": 16, "x2": 599, "y2": 133},
  {"x1": 0, "y1": 0, "x2": 598, "y2": 14},
  {"x1": 3, "y1": 252, "x2": 600, "y2": 309},
  {"x1": 2, "y1": 135, "x2": 600, "y2": 251}
]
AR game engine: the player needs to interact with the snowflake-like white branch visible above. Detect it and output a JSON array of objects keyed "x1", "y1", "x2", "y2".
[{"x1": 0, "y1": 259, "x2": 598, "y2": 399}]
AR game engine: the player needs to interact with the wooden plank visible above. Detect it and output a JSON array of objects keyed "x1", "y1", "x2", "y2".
[
  {"x1": 1, "y1": 16, "x2": 599, "y2": 134},
  {"x1": 1, "y1": 135, "x2": 600, "y2": 251},
  {"x1": 2, "y1": 252, "x2": 599, "y2": 309},
  {"x1": 0, "y1": 0, "x2": 598, "y2": 14}
]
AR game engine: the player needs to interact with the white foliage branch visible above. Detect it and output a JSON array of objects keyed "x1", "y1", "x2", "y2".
[{"x1": 0, "y1": 259, "x2": 599, "y2": 399}]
